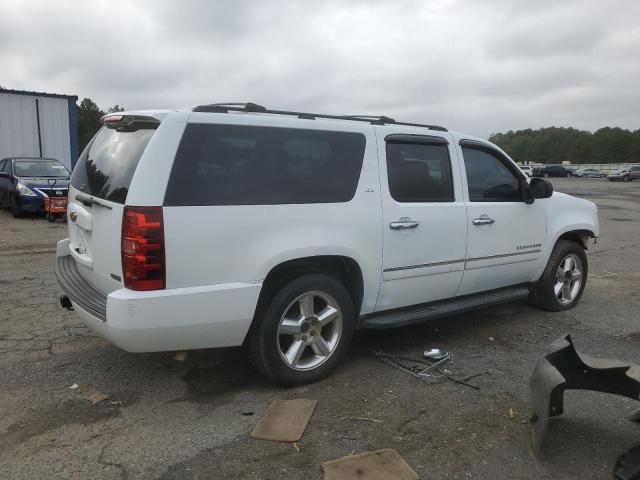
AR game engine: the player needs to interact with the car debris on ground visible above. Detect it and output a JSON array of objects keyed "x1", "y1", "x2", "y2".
[
  {"x1": 322, "y1": 448, "x2": 418, "y2": 480},
  {"x1": 530, "y1": 334, "x2": 640, "y2": 457},
  {"x1": 250, "y1": 398, "x2": 318, "y2": 443}
]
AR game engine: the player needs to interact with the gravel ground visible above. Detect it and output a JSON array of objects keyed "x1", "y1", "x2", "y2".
[{"x1": 0, "y1": 178, "x2": 639, "y2": 479}]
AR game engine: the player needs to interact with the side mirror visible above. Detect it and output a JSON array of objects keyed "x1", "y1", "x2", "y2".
[
  {"x1": 529, "y1": 178, "x2": 554, "y2": 199},
  {"x1": 520, "y1": 178, "x2": 535, "y2": 204}
]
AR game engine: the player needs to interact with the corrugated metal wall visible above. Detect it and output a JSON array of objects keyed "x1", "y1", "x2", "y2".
[{"x1": 0, "y1": 92, "x2": 73, "y2": 169}]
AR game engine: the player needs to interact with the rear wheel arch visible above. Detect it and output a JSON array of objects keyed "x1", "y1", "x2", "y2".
[{"x1": 252, "y1": 255, "x2": 364, "y2": 322}]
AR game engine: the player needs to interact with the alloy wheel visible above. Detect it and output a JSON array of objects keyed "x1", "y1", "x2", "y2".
[
  {"x1": 276, "y1": 291, "x2": 343, "y2": 371},
  {"x1": 554, "y1": 254, "x2": 583, "y2": 305}
]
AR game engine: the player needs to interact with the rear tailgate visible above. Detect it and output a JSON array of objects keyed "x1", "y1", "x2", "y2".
[{"x1": 66, "y1": 117, "x2": 159, "y2": 294}]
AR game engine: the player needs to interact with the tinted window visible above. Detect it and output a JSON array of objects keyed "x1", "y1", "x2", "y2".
[
  {"x1": 71, "y1": 127, "x2": 156, "y2": 204},
  {"x1": 164, "y1": 124, "x2": 366, "y2": 206},
  {"x1": 0, "y1": 160, "x2": 6, "y2": 173},
  {"x1": 386, "y1": 141, "x2": 454, "y2": 202},
  {"x1": 462, "y1": 147, "x2": 521, "y2": 202}
]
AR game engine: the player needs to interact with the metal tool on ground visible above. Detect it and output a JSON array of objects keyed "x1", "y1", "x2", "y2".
[
  {"x1": 424, "y1": 348, "x2": 450, "y2": 361},
  {"x1": 419, "y1": 350, "x2": 453, "y2": 377},
  {"x1": 374, "y1": 351, "x2": 482, "y2": 389},
  {"x1": 530, "y1": 334, "x2": 640, "y2": 457}
]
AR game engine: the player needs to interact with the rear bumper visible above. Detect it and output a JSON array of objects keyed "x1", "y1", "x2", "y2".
[
  {"x1": 55, "y1": 239, "x2": 262, "y2": 352},
  {"x1": 55, "y1": 253, "x2": 107, "y2": 321}
]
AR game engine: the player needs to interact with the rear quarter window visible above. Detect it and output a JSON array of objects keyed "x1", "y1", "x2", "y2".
[
  {"x1": 71, "y1": 127, "x2": 156, "y2": 204},
  {"x1": 164, "y1": 124, "x2": 366, "y2": 206}
]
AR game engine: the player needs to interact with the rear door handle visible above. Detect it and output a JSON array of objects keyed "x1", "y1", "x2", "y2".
[
  {"x1": 472, "y1": 215, "x2": 495, "y2": 226},
  {"x1": 390, "y1": 217, "x2": 419, "y2": 230}
]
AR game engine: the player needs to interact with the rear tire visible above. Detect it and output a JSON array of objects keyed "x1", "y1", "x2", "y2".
[
  {"x1": 246, "y1": 273, "x2": 355, "y2": 386},
  {"x1": 529, "y1": 240, "x2": 588, "y2": 312}
]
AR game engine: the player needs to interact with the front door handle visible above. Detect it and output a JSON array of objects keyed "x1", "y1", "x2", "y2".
[
  {"x1": 390, "y1": 217, "x2": 420, "y2": 230},
  {"x1": 472, "y1": 215, "x2": 495, "y2": 226}
]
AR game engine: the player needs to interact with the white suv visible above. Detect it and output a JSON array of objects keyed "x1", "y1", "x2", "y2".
[{"x1": 55, "y1": 103, "x2": 599, "y2": 385}]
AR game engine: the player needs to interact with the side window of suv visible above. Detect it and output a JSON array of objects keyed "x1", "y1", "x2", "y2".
[
  {"x1": 462, "y1": 145, "x2": 521, "y2": 202},
  {"x1": 165, "y1": 124, "x2": 366, "y2": 206},
  {"x1": 0, "y1": 160, "x2": 6, "y2": 173},
  {"x1": 385, "y1": 137, "x2": 454, "y2": 202}
]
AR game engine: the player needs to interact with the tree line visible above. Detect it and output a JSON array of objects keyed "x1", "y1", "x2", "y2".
[
  {"x1": 77, "y1": 98, "x2": 124, "y2": 150},
  {"x1": 489, "y1": 127, "x2": 640, "y2": 165}
]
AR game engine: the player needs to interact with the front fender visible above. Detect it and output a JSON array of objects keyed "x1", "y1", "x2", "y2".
[{"x1": 533, "y1": 193, "x2": 598, "y2": 280}]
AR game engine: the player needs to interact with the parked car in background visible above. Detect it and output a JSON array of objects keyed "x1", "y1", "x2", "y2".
[
  {"x1": 0, "y1": 157, "x2": 70, "y2": 217},
  {"x1": 532, "y1": 165, "x2": 573, "y2": 178},
  {"x1": 574, "y1": 168, "x2": 606, "y2": 178},
  {"x1": 55, "y1": 104, "x2": 598, "y2": 385},
  {"x1": 608, "y1": 166, "x2": 640, "y2": 182},
  {"x1": 519, "y1": 165, "x2": 533, "y2": 177}
]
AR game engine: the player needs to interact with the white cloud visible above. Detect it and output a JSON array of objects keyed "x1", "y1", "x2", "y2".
[{"x1": 1, "y1": 0, "x2": 638, "y2": 137}]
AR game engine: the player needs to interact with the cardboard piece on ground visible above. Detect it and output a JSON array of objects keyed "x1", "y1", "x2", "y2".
[
  {"x1": 322, "y1": 449, "x2": 418, "y2": 480},
  {"x1": 251, "y1": 399, "x2": 317, "y2": 442}
]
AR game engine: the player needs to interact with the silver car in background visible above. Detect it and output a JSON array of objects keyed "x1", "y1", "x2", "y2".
[
  {"x1": 608, "y1": 166, "x2": 640, "y2": 182},
  {"x1": 574, "y1": 168, "x2": 605, "y2": 178}
]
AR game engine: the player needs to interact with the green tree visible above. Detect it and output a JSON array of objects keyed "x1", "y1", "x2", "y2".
[
  {"x1": 489, "y1": 126, "x2": 637, "y2": 165},
  {"x1": 77, "y1": 98, "x2": 105, "y2": 151},
  {"x1": 107, "y1": 105, "x2": 125, "y2": 113}
]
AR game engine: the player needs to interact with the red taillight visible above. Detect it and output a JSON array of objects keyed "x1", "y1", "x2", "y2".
[{"x1": 122, "y1": 206, "x2": 165, "y2": 291}]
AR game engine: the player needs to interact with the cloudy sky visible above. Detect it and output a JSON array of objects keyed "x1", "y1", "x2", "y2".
[{"x1": 1, "y1": 0, "x2": 638, "y2": 137}]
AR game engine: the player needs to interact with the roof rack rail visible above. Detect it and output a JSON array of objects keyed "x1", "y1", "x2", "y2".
[
  {"x1": 340, "y1": 115, "x2": 396, "y2": 125},
  {"x1": 191, "y1": 103, "x2": 447, "y2": 131}
]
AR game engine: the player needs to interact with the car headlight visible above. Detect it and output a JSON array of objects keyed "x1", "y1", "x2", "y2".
[{"x1": 16, "y1": 182, "x2": 37, "y2": 197}]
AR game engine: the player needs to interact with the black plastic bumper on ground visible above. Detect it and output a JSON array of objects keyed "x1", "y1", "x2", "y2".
[
  {"x1": 54, "y1": 255, "x2": 107, "y2": 321},
  {"x1": 530, "y1": 334, "x2": 640, "y2": 456}
]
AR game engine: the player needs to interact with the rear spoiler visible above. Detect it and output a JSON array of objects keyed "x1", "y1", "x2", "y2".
[{"x1": 101, "y1": 114, "x2": 160, "y2": 132}]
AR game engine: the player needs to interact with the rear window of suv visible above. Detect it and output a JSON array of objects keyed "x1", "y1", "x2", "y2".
[
  {"x1": 71, "y1": 127, "x2": 156, "y2": 204},
  {"x1": 164, "y1": 124, "x2": 366, "y2": 206}
]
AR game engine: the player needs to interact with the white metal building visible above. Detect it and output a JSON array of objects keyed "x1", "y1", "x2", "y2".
[{"x1": 0, "y1": 89, "x2": 79, "y2": 170}]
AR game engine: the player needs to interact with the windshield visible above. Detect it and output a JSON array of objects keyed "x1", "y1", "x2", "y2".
[{"x1": 14, "y1": 160, "x2": 70, "y2": 178}]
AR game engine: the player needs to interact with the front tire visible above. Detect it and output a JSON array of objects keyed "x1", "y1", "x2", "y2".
[
  {"x1": 623, "y1": 175, "x2": 630, "y2": 182},
  {"x1": 529, "y1": 240, "x2": 588, "y2": 311},
  {"x1": 246, "y1": 273, "x2": 355, "y2": 386},
  {"x1": 10, "y1": 196, "x2": 21, "y2": 218}
]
